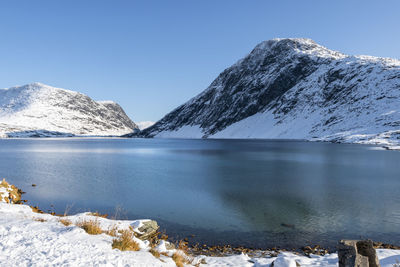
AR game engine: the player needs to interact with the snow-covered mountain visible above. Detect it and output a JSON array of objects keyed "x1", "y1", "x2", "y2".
[
  {"x1": 0, "y1": 83, "x2": 138, "y2": 137},
  {"x1": 136, "y1": 121, "x2": 155, "y2": 130},
  {"x1": 133, "y1": 38, "x2": 400, "y2": 147}
]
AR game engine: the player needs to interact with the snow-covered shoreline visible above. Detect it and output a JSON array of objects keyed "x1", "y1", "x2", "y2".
[
  {"x1": 2, "y1": 180, "x2": 400, "y2": 266},
  {"x1": 3, "y1": 202, "x2": 400, "y2": 266}
]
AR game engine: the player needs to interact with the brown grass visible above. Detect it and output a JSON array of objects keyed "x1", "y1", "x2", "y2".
[
  {"x1": 88, "y1": 211, "x2": 108, "y2": 218},
  {"x1": 62, "y1": 204, "x2": 74, "y2": 217},
  {"x1": 177, "y1": 240, "x2": 189, "y2": 254},
  {"x1": 112, "y1": 230, "x2": 140, "y2": 251},
  {"x1": 172, "y1": 253, "x2": 189, "y2": 267},
  {"x1": 149, "y1": 248, "x2": 160, "y2": 258},
  {"x1": 0, "y1": 179, "x2": 22, "y2": 204},
  {"x1": 105, "y1": 225, "x2": 118, "y2": 237},
  {"x1": 77, "y1": 220, "x2": 102, "y2": 235},
  {"x1": 31, "y1": 206, "x2": 44, "y2": 214},
  {"x1": 34, "y1": 218, "x2": 46, "y2": 222},
  {"x1": 59, "y1": 218, "x2": 72, "y2": 226},
  {"x1": 160, "y1": 233, "x2": 169, "y2": 240}
]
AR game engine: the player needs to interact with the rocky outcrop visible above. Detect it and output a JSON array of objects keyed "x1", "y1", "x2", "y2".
[
  {"x1": 338, "y1": 240, "x2": 380, "y2": 267},
  {"x1": 136, "y1": 220, "x2": 159, "y2": 241}
]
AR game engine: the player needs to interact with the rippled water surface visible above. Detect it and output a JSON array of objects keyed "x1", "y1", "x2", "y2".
[{"x1": 1, "y1": 138, "x2": 399, "y2": 248}]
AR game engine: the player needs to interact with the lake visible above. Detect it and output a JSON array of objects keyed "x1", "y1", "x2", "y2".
[{"x1": 0, "y1": 138, "x2": 399, "y2": 249}]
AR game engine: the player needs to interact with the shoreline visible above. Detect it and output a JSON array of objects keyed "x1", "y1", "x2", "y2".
[
  {"x1": 0, "y1": 136, "x2": 399, "y2": 151},
  {"x1": 2, "y1": 179, "x2": 400, "y2": 258},
  {"x1": 3, "y1": 179, "x2": 400, "y2": 266},
  {"x1": 16, "y1": 190, "x2": 400, "y2": 255}
]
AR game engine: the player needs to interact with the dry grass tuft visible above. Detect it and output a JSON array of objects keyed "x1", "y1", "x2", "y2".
[
  {"x1": 149, "y1": 248, "x2": 160, "y2": 258},
  {"x1": 105, "y1": 225, "x2": 118, "y2": 237},
  {"x1": 34, "y1": 218, "x2": 46, "y2": 222},
  {"x1": 172, "y1": 253, "x2": 189, "y2": 267},
  {"x1": 88, "y1": 211, "x2": 108, "y2": 218},
  {"x1": 0, "y1": 179, "x2": 22, "y2": 204},
  {"x1": 177, "y1": 240, "x2": 189, "y2": 254},
  {"x1": 160, "y1": 233, "x2": 169, "y2": 240},
  {"x1": 112, "y1": 230, "x2": 140, "y2": 251},
  {"x1": 59, "y1": 218, "x2": 72, "y2": 226},
  {"x1": 77, "y1": 220, "x2": 102, "y2": 235},
  {"x1": 31, "y1": 206, "x2": 44, "y2": 214},
  {"x1": 62, "y1": 204, "x2": 74, "y2": 217}
]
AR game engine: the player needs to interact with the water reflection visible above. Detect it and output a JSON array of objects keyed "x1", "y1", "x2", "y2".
[{"x1": 0, "y1": 138, "x2": 399, "y2": 247}]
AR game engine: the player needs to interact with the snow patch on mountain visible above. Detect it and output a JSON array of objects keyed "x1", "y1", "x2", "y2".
[
  {"x1": 136, "y1": 121, "x2": 155, "y2": 130},
  {"x1": 0, "y1": 83, "x2": 138, "y2": 137}
]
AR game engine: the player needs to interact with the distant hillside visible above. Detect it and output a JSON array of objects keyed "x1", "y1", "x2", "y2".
[{"x1": 0, "y1": 83, "x2": 138, "y2": 137}]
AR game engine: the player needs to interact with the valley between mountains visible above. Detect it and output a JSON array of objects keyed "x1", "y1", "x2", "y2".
[{"x1": 2, "y1": 38, "x2": 400, "y2": 149}]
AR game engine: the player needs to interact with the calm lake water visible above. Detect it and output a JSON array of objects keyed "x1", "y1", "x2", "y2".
[{"x1": 1, "y1": 138, "x2": 399, "y2": 249}]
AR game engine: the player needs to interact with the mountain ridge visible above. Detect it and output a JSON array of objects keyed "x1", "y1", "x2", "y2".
[
  {"x1": 0, "y1": 82, "x2": 138, "y2": 137},
  {"x1": 132, "y1": 38, "x2": 400, "y2": 148}
]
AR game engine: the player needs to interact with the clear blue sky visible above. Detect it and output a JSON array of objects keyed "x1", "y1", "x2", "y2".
[{"x1": 0, "y1": 0, "x2": 399, "y2": 122}]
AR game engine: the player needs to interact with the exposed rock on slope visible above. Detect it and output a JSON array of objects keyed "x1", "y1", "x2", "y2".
[
  {"x1": 0, "y1": 83, "x2": 138, "y2": 137},
  {"x1": 134, "y1": 38, "x2": 400, "y2": 147}
]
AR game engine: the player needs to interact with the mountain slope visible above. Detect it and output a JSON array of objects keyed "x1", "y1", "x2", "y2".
[
  {"x1": 135, "y1": 38, "x2": 400, "y2": 147},
  {"x1": 0, "y1": 83, "x2": 138, "y2": 137}
]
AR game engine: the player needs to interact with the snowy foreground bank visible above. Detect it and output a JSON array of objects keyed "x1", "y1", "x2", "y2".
[
  {"x1": 2, "y1": 179, "x2": 400, "y2": 267},
  {"x1": 2, "y1": 204, "x2": 400, "y2": 266}
]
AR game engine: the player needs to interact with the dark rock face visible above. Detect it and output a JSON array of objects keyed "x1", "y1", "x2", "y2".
[
  {"x1": 98, "y1": 101, "x2": 138, "y2": 131},
  {"x1": 6, "y1": 130, "x2": 75, "y2": 138},
  {"x1": 338, "y1": 240, "x2": 380, "y2": 267},
  {"x1": 129, "y1": 38, "x2": 400, "y2": 146}
]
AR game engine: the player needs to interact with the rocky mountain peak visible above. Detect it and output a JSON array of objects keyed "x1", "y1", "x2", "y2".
[
  {"x1": 246, "y1": 38, "x2": 346, "y2": 64},
  {"x1": 134, "y1": 38, "x2": 400, "y2": 148}
]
